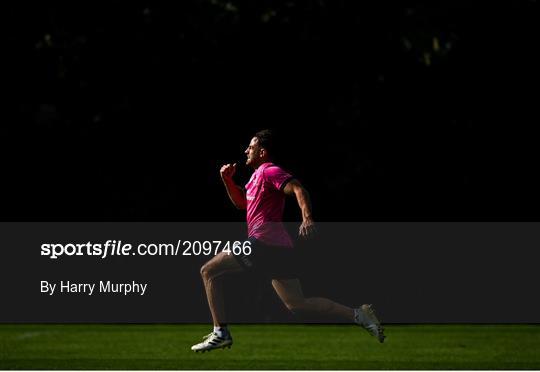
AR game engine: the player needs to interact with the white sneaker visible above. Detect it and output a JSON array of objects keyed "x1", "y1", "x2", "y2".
[
  {"x1": 355, "y1": 304, "x2": 385, "y2": 343},
  {"x1": 191, "y1": 332, "x2": 233, "y2": 352}
]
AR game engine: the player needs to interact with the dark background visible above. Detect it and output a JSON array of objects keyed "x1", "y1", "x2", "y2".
[
  {"x1": 4, "y1": 1, "x2": 539, "y2": 222},
  {"x1": 2, "y1": 3, "x2": 540, "y2": 325}
]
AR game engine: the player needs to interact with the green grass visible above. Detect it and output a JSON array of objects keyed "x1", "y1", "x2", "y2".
[{"x1": 0, "y1": 324, "x2": 539, "y2": 369}]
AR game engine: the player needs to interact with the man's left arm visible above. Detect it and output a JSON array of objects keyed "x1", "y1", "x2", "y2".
[{"x1": 283, "y1": 179, "x2": 316, "y2": 238}]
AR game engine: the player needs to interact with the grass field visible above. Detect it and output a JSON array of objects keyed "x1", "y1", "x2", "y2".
[{"x1": 1, "y1": 324, "x2": 539, "y2": 370}]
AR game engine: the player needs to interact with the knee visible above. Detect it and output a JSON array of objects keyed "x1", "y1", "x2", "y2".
[
  {"x1": 200, "y1": 263, "x2": 215, "y2": 281},
  {"x1": 284, "y1": 299, "x2": 309, "y2": 315}
]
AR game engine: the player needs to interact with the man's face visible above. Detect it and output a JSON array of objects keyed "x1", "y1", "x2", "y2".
[{"x1": 245, "y1": 137, "x2": 263, "y2": 167}]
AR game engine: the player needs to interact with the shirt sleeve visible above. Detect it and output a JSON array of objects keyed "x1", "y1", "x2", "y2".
[{"x1": 264, "y1": 166, "x2": 294, "y2": 191}]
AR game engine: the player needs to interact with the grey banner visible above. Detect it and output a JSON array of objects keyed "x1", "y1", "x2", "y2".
[{"x1": 0, "y1": 222, "x2": 538, "y2": 323}]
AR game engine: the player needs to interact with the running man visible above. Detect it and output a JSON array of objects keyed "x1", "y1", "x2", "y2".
[{"x1": 191, "y1": 129, "x2": 385, "y2": 352}]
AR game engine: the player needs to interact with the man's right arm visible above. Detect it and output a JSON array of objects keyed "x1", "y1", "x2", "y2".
[{"x1": 220, "y1": 163, "x2": 247, "y2": 210}]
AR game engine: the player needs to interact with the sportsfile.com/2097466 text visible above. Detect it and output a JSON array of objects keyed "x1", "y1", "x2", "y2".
[{"x1": 40, "y1": 240, "x2": 252, "y2": 259}]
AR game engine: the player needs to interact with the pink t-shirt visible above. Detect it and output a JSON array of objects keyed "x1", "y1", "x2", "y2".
[{"x1": 245, "y1": 162, "x2": 294, "y2": 247}]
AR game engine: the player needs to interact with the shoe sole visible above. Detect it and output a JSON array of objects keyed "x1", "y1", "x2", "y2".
[
  {"x1": 194, "y1": 345, "x2": 232, "y2": 353},
  {"x1": 192, "y1": 341, "x2": 233, "y2": 353}
]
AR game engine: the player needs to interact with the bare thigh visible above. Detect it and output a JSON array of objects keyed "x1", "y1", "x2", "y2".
[{"x1": 202, "y1": 251, "x2": 245, "y2": 278}]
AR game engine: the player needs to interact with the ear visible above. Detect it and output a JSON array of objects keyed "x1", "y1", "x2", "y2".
[{"x1": 259, "y1": 148, "x2": 266, "y2": 158}]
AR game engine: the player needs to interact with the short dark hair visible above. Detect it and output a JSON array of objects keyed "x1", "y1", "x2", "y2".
[{"x1": 254, "y1": 129, "x2": 275, "y2": 156}]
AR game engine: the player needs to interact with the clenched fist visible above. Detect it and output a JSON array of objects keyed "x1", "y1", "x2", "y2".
[{"x1": 220, "y1": 163, "x2": 237, "y2": 182}]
